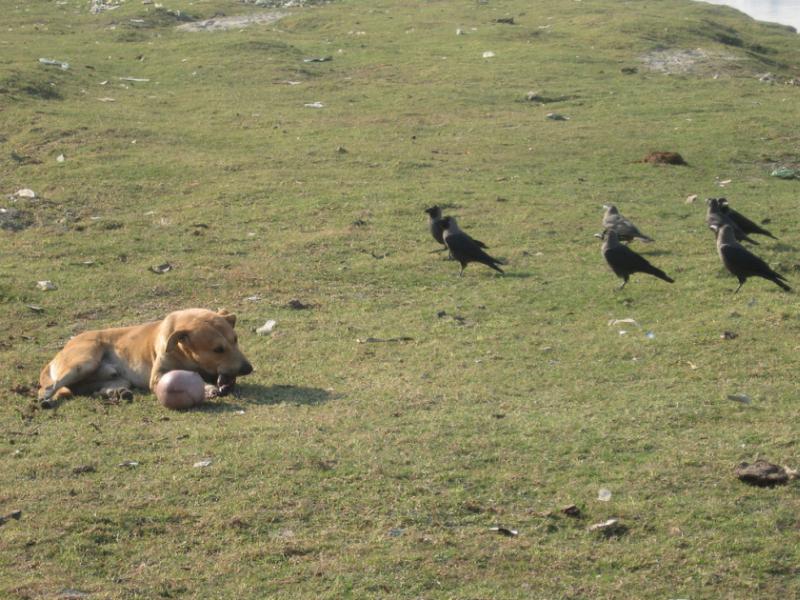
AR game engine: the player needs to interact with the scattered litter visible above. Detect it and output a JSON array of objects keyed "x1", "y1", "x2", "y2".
[
  {"x1": 27, "y1": 305, "x2": 44, "y2": 313},
  {"x1": 618, "y1": 330, "x2": 627, "y2": 336},
  {"x1": 149, "y1": 262, "x2": 173, "y2": 274},
  {"x1": 304, "y1": 56, "x2": 333, "y2": 63},
  {"x1": 546, "y1": 112, "x2": 569, "y2": 121},
  {"x1": 489, "y1": 526, "x2": 518, "y2": 537},
  {"x1": 597, "y1": 488, "x2": 612, "y2": 502},
  {"x1": 194, "y1": 459, "x2": 213, "y2": 468},
  {"x1": 72, "y1": 465, "x2": 96, "y2": 475},
  {"x1": 97, "y1": 97, "x2": 116, "y2": 102},
  {"x1": 482, "y1": 51, "x2": 496, "y2": 58},
  {"x1": 456, "y1": 28, "x2": 464, "y2": 35},
  {"x1": 56, "y1": 154, "x2": 65, "y2": 163},
  {"x1": 245, "y1": 295, "x2": 262, "y2": 302},
  {"x1": 562, "y1": 504, "x2": 581, "y2": 517},
  {"x1": 119, "y1": 77, "x2": 150, "y2": 82},
  {"x1": 287, "y1": 299, "x2": 312, "y2": 310},
  {"x1": 37, "y1": 280, "x2": 57, "y2": 291},
  {"x1": 685, "y1": 194, "x2": 698, "y2": 204},
  {"x1": 771, "y1": 167, "x2": 800, "y2": 180},
  {"x1": 234, "y1": 410, "x2": 246, "y2": 415},
  {"x1": 357, "y1": 336, "x2": 414, "y2": 344},
  {"x1": 608, "y1": 318, "x2": 638, "y2": 327},
  {"x1": 0, "y1": 510, "x2": 22, "y2": 527},
  {"x1": 642, "y1": 151, "x2": 686, "y2": 166},
  {"x1": 717, "y1": 178, "x2": 732, "y2": 187},
  {"x1": 90, "y1": 0, "x2": 121, "y2": 14},
  {"x1": 757, "y1": 72, "x2": 776, "y2": 83},
  {"x1": 118, "y1": 460, "x2": 139, "y2": 468},
  {"x1": 686, "y1": 361, "x2": 698, "y2": 370},
  {"x1": 336, "y1": 146, "x2": 348, "y2": 154},
  {"x1": 727, "y1": 393, "x2": 752, "y2": 405},
  {"x1": 735, "y1": 460, "x2": 797, "y2": 487},
  {"x1": 304, "y1": 102, "x2": 324, "y2": 108},
  {"x1": 587, "y1": 518, "x2": 624, "y2": 534},
  {"x1": 99, "y1": 80, "x2": 108, "y2": 85},
  {"x1": 16, "y1": 188, "x2": 36, "y2": 199},
  {"x1": 388, "y1": 528, "x2": 405, "y2": 537},
  {"x1": 256, "y1": 319, "x2": 277, "y2": 335},
  {"x1": 721, "y1": 331, "x2": 738, "y2": 340},
  {"x1": 284, "y1": 80, "x2": 302, "y2": 85},
  {"x1": 645, "y1": 331, "x2": 655, "y2": 339},
  {"x1": 38, "y1": 57, "x2": 70, "y2": 70}
]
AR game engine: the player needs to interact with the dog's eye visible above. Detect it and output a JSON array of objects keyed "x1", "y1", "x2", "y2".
[{"x1": 213, "y1": 346, "x2": 225, "y2": 354}]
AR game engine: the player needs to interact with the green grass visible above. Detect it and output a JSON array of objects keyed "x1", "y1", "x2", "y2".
[{"x1": 2, "y1": 0, "x2": 800, "y2": 597}]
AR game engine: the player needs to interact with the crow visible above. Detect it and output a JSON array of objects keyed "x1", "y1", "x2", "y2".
[
  {"x1": 713, "y1": 224, "x2": 790, "y2": 293},
  {"x1": 425, "y1": 206, "x2": 487, "y2": 251},
  {"x1": 718, "y1": 198, "x2": 778, "y2": 240},
  {"x1": 599, "y1": 229, "x2": 674, "y2": 289},
  {"x1": 706, "y1": 198, "x2": 759, "y2": 245},
  {"x1": 439, "y1": 216, "x2": 504, "y2": 276},
  {"x1": 602, "y1": 204, "x2": 654, "y2": 243}
]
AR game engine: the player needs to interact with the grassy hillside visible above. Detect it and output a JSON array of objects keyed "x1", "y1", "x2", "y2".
[{"x1": 2, "y1": 0, "x2": 800, "y2": 597}]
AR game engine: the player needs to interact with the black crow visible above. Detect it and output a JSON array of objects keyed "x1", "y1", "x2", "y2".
[
  {"x1": 602, "y1": 204, "x2": 654, "y2": 243},
  {"x1": 440, "y1": 216, "x2": 504, "y2": 276},
  {"x1": 424, "y1": 206, "x2": 447, "y2": 249},
  {"x1": 706, "y1": 198, "x2": 759, "y2": 245},
  {"x1": 599, "y1": 229, "x2": 673, "y2": 289},
  {"x1": 713, "y1": 224, "x2": 790, "y2": 293},
  {"x1": 718, "y1": 199, "x2": 777, "y2": 240}
]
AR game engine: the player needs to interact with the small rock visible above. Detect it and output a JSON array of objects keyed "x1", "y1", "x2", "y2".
[
  {"x1": 37, "y1": 280, "x2": 57, "y2": 291},
  {"x1": 642, "y1": 152, "x2": 687, "y2": 166},
  {"x1": 256, "y1": 319, "x2": 277, "y2": 335},
  {"x1": 562, "y1": 504, "x2": 581, "y2": 517},
  {"x1": 489, "y1": 526, "x2": 518, "y2": 537},
  {"x1": 149, "y1": 262, "x2": 172, "y2": 274},
  {"x1": 735, "y1": 460, "x2": 796, "y2": 487},
  {"x1": 727, "y1": 393, "x2": 752, "y2": 405}
]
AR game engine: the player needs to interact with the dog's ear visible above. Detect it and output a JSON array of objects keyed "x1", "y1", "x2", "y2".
[
  {"x1": 165, "y1": 330, "x2": 190, "y2": 354},
  {"x1": 218, "y1": 309, "x2": 236, "y2": 328}
]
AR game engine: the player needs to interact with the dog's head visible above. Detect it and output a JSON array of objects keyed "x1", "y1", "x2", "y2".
[{"x1": 160, "y1": 308, "x2": 253, "y2": 386}]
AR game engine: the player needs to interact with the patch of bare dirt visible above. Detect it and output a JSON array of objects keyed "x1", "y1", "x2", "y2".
[
  {"x1": 641, "y1": 48, "x2": 744, "y2": 76},
  {"x1": 177, "y1": 12, "x2": 286, "y2": 32}
]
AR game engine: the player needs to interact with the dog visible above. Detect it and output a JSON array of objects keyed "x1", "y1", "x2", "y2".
[{"x1": 38, "y1": 308, "x2": 253, "y2": 407}]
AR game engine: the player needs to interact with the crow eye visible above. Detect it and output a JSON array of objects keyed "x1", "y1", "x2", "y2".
[{"x1": 213, "y1": 346, "x2": 225, "y2": 354}]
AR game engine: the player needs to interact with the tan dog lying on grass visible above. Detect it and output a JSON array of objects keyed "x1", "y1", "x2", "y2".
[{"x1": 38, "y1": 308, "x2": 253, "y2": 408}]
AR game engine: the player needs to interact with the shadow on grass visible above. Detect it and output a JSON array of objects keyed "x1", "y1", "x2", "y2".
[
  {"x1": 225, "y1": 383, "x2": 336, "y2": 407},
  {"x1": 501, "y1": 271, "x2": 535, "y2": 279}
]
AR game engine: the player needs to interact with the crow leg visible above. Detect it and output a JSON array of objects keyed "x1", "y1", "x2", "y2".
[{"x1": 734, "y1": 280, "x2": 744, "y2": 294}]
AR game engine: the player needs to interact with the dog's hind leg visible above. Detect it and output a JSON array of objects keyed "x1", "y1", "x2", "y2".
[{"x1": 39, "y1": 341, "x2": 104, "y2": 406}]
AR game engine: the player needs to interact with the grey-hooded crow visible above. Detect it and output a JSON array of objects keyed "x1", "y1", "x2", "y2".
[
  {"x1": 425, "y1": 206, "x2": 487, "y2": 251},
  {"x1": 713, "y1": 224, "x2": 790, "y2": 293},
  {"x1": 602, "y1": 204, "x2": 654, "y2": 243},
  {"x1": 439, "y1": 216, "x2": 504, "y2": 276},
  {"x1": 718, "y1": 198, "x2": 777, "y2": 240},
  {"x1": 706, "y1": 198, "x2": 759, "y2": 245},
  {"x1": 600, "y1": 229, "x2": 674, "y2": 289}
]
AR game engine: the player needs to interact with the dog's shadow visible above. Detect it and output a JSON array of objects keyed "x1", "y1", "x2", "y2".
[{"x1": 196, "y1": 383, "x2": 336, "y2": 412}]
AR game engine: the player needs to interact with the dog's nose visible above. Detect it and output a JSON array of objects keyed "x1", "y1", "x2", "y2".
[{"x1": 239, "y1": 361, "x2": 253, "y2": 375}]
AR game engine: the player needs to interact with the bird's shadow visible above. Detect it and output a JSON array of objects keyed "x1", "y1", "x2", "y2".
[
  {"x1": 501, "y1": 271, "x2": 535, "y2": 279},
  {"x1": 196, "y1": 383, "x2": 337, "y2": 412},
  {"x1": 769, "y1": 242, "x2": 797, "y2": 254}
]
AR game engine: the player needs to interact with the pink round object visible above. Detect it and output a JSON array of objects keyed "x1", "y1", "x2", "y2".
[{"x1": 156, "y1": 370, "x2": 205, "y2": 410}]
